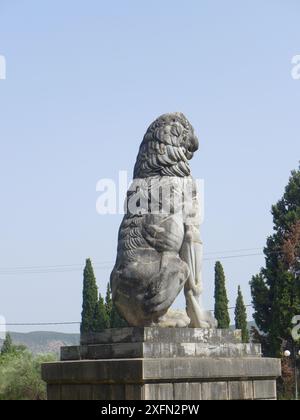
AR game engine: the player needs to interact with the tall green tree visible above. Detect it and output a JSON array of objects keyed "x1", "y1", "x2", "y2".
[
  {"x1": 105, "y1": 283, "x2": 113, "y2": 321},
  {"x1": 80, "y1": 259, "x2": 98, "y2": 334},
  {"x1": 250, "y1": 166, "x2": 300, "y2": 356},
  {"x1": 105, "y1": 282, "x2": 128, "y2": 328},
  {"x1": 235, "y1": 286, "x2": 249, "y2": 343},
  {"x1": 214, "y1": 261, "x2": 230, "y2": 328},
  {"x1": 1, "y1": 332, "x2": 13, "y2": 355},
  {"x1": 93, "y1": 294, "x2": 110, "y2": 331},
  {"x1": 110, "y1": 304, "x2": 128, "y2": 328}
]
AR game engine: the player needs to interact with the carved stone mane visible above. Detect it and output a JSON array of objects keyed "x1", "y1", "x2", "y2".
[
  {"x1": 110, "y1": 113, "x2": 216, "y2": 328},
  {"x1": 134, "y1": 112, "x2": 198, "y2": 178}
]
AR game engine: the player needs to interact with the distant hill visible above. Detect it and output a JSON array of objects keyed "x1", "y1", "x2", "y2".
[{"x1": 0, "y1": 331, "x2": 80, "y2": 355}]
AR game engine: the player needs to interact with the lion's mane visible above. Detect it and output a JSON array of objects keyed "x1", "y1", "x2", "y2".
[{"x1": 133, "y1": 112, "x2": 199, "y2": 179}]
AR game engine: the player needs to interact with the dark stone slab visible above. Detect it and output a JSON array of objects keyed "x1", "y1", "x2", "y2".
[
  {"x1": 80, "y1": 327, "x2": 242, "y2": 346},
  {"x1": 61, "y1": 342, "x2": 261, "y2": 361},
  {"x1": 42, "y1": 357, "x2": 281, "y2": 384},
  {"x1": 42, "y1": 359, "x2": 144, "y2": 384}
]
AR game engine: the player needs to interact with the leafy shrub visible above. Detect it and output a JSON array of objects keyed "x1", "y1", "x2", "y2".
[{"x1": 0, "y1": 350, "x2": 56, "y2": 400}]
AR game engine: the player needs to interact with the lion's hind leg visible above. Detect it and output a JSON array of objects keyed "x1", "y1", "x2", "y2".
[{"x1": 142, "y1": 253, "x2": 189, "y2": 324}]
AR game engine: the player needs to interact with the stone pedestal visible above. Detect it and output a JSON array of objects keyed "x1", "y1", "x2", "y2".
[{"x1": 42, "y1": 328, "x2": 281, "y2": 400}]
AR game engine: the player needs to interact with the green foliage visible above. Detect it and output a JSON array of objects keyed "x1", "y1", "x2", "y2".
[
  {"x1": 110, "y1": 303, "x2": 128, "y2": 328},
  {"x1": 250, "y1": 166, "x2": 300, "y2": 356},
  {"x1": 214, "y1": 261, "x2": 230, "y2": 328},
  {"x1": 105, "y1": 283, "x2": 113, "y2": 320},
  {"x1": 0, "y1": 341, "x2": 56, "y2": 400},
  {"x1": 235, "y1": 286, "x2": 249, "y2": 343},
  {"x1": 1, "y1": 333, "x2": 26, "y2": 356},
  {"x1": 1, "y1": 333, "x2": 13, "y2": 355},
  {"x1": 81, "y1": 258, "x2": 98, "y2": 334},
  {"x1": 277, "y1": 357, "x2": 297, "y2": 400},
  {"x1": 80, "y1": 257, "x2": 128, "y2": 332},
  {"x1": 90, "y1": 279, "x2": 128, "y2": 330},
  {"x1": 105, "y1": 282, "x2": 128, "y2": 328},
  {"x1": 93, "y1": 294, "x2": 110, "y2": 331}
]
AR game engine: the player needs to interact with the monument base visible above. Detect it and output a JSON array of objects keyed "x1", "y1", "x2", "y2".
[{"x1": 42, "y1": 328, "x2": 281, "y2": 400}]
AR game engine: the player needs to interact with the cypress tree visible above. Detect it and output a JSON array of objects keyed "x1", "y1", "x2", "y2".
[
  {"x1": 93, "y1": 294, "x2": 110, "y2": 331},
  {"x1": 250, "y1": 166, "x2": 300, "y2": 356},
  {"x1": 106, "y1": 282, "x2": 128, "y2": 328},
  {"x1": 1, "y1": 332, "x2": 13, "y2": 355},
  {"x1": 105, "y1": 283, "x2": 113, "y2": 323},
  {"x1": 235, "y1": 286, "x2": 249, "y2": 343},
  {"x1": 214, "y1": 261, "x2": 230, "y2": 328},
  {"x1": 80, "y1": 259, "x2": 98, "y2": 334},
  {"x1": 110, "y1": 304, "x2": 128, "y2": 328}
]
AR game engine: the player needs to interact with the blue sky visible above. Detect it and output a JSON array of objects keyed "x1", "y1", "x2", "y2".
[{"x1": 0, "y1": 0, "x2": 299, "y2": 333}]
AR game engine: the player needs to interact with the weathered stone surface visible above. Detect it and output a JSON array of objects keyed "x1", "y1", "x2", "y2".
[
  {"x1": 253, "y1": 380, "x2": 277, "y2": 400},
  {"x1": 46, "y1": 380, "x2": 280, "y2": 400},
  {"x1": 60, "y1": 345, "x2": 88, "y2": 361},
  {"x1": 42, "y1": 359, "x2": 144, "y2": 384},
  {"x1": 92, "y1": 384, "x2": 126, "y2": 401},
  {"x1": 47, "y1": 385, "x2": 61, "y2": 400},
  {"x1": 142, "y1": 358, "x2": 281, "y2": 381},
  {"x1": 110, "y1": 113, "x2": 216, "y2": 328},
  {"x1": 144, "y1": 384, "x2": 174, "y2": 400},
  {"x1": 174, "y1": 383, "x2": 202, "y2": 400},
  {"x1": 80, "y1": 327, "x2": 242, "y2": 346},
  {"x1": 125, "y1": 385, "x2": 143, "y2": 400},
  {"x1": 228, "y1": 381, "x2": 254, "y2": 400},
  {"x1": 202, "y1": 382, "x2": 228, "y2": 400},
  {"x1": 62, "y1": 342, "x2": 261, "y2": 361},
  {"x1": 60, "y1": 384, "x2": 93, "y2": 400},
  {"x1": 43, "y1": 357, "x2": 281, "y2": 384}
]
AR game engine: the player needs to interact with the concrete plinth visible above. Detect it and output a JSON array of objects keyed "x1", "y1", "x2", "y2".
[{"x1": 42, "y1": 328, "x2": 281, "y2": 400}]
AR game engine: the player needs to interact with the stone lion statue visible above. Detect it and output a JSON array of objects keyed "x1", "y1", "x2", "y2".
[{"x1": 110, "y1": 112, "x2": 217, "y2": 328}]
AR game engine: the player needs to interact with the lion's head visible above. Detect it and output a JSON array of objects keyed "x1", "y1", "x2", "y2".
[{"x1": 133, "y1": 112, "x2": 199, "y2": 179}]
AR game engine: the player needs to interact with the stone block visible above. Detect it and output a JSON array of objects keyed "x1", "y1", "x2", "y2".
[
  {"x1": 60, "y1": 345, "x2": 88, "y2": 361},
  {"x1": 81, "y1": 327, "x2": 242, "y2": 346},
  {"x1": 228, "y1": 381, "x2": 254, "y2": 400},
  {"x1": 253, "y1": 380, "x2": 277, "y2": 400},
  {"x1": 61, "y1": 385, "x2": 80, "y2": 400},
  {"x1": 202, "y1": 382, "x2": 228, "y2": 400},
  {"x1": 42, "y1": 359, "x2": 144, "y2": 384},
  {"x1": 142, "y1": 357, "x2": 281, "y2": 381},
  {"x1": 143, "y1": 384, "x2": 174, "y2": 400},
  {"x1": 61, "y1": 342, "x2": 261, "y2": 361},
  {"x1": 174, "y1": 382, "x2": 202, "y2": 400},
  {"x1": 125, "y1": 385, "x2": 143, "y2": 400},
  {"x1": 47, "y1": 385, "x2": 61, "y2": 400},
  {"x1": 43, "y1": 357, "x2": 281, "y2": 385},
  {"x1": 91, "y1": 384, "x2": 126, "y2": 400}
]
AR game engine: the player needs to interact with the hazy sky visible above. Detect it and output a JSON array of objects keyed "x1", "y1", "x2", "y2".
[{"x1": 0, "y1": 0, "x2": 299, "y2": 333}]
